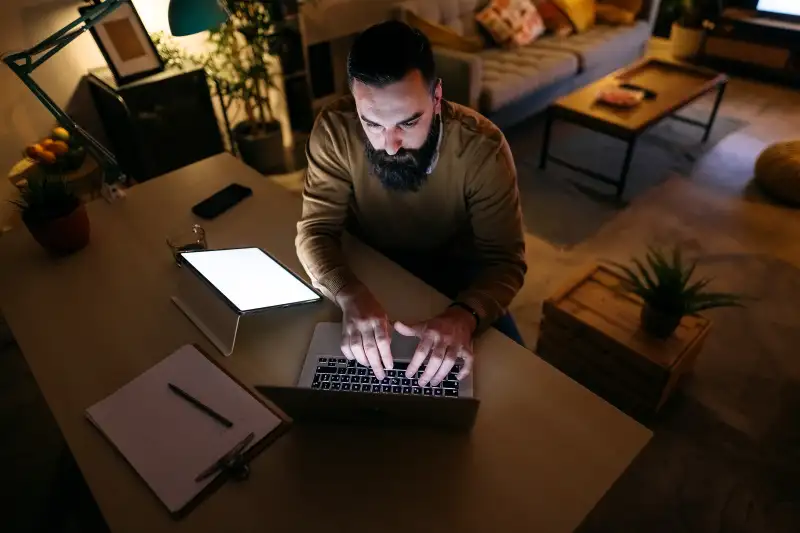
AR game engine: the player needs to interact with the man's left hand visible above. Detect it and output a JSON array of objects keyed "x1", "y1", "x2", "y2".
[{"x1": 394, "y1": 306, "x2": 476, "y2": 387}]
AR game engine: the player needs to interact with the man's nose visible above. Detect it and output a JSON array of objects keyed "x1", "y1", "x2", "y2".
[{"x1": 383, "y1": 129, "x2": 402, "y2": 155}]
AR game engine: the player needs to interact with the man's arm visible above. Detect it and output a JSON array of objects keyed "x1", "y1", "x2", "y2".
[
  {"x1": 295, "y1": 111, "x2": 359, "y2": 300},
  {"x1": 456, "y1": 137, "x2": 527, "y2": 332}
]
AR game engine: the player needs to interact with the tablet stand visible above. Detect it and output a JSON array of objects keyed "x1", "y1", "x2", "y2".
[{"x1": 172, "y1": 265, "x2": 240, "y2": 356}]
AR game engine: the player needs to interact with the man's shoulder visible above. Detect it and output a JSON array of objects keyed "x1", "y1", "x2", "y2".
[
  {"x1": 309, "y1": 96, "x2": 360, "y2": 154},
  {"x1": 444, "y1": 101, "x2": 506, "y2": 150}
]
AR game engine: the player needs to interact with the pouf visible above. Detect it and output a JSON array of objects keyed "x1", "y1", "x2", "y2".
[{"x1": 755, "y1": 141, "x2": 800, "y2": 206}]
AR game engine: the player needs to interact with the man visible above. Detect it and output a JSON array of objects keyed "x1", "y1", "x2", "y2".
[{"x1": 296, "y1": 21, "x2": 526, "y2": 388}]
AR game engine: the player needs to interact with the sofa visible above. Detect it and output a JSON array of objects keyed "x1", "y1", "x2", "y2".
[{"x1": 397, "y1": 0, "x2": 662, "y2": 129}]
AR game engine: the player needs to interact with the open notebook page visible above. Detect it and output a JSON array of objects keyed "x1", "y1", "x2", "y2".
[{"x1": 86, "y1": 344, "x2": 282, "y2": 514}]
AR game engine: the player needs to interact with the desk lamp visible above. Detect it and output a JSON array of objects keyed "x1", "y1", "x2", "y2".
[{"x1": 2, "y1": 0, "x2": 229, "y2": 200}]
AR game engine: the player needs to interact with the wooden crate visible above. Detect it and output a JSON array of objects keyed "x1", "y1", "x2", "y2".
[{"x1": 535, "y1": 265, "x2": 711, "y2": 420}]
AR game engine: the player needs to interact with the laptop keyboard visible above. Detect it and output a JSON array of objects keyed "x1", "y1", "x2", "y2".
[{"x1": 311, "y1": 358, "x2": 460, "y2": 397}]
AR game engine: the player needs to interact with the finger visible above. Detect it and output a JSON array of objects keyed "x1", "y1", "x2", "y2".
[
  {"x1": 430, "y1": 346, "x2": 458, "y2": 387},
  {"x1": 419, "y1": 341, "x2": 446, "y2": 387},
  {"x1": 374, "y1": 321, "x2": 393, "y2": 371},
  {"x1": 406, "y1": 335, "x2": 434, "y2": 378},
  {"x1": 457, "y1": 349, "x2": 474, "y2": 381},
  {"x1": 394, "y1": 321, "x2": 425, "y2": 338},
  {"x1": 361, "y1": 329, "x2": 386, "y2": 380},
  {"x1": 340, "y1": 334, "x2": 355, "y2": 360},
  {"x1": 349, "y1": 332, "x2": 369, "y2": 368}
]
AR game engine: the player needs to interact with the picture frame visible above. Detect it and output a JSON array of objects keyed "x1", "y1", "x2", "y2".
[{"x1": 79, "y1": 1, "x2": 164, "y2": 86}]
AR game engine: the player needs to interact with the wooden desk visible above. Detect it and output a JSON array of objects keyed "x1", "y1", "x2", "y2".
[{"x1": 0, "y1": 154, "x2": 650, "y2": 533}]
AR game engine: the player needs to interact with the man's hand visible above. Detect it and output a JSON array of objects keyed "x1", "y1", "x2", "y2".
[
  {"x1": 336, "y1": 283, "x2": 393, "y2": 380},
  {"x1": 394, "y1": 306, "x2": 476, "y2": 387}
]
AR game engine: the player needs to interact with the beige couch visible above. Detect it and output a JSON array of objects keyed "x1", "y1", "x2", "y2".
[{"x1": 397, "y1": 0, "x2": 662, "y2": 129}]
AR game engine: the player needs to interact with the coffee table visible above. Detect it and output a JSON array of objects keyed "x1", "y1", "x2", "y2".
[{"x1": 539, "y1": 58, "x2": 728, "y2": 198}]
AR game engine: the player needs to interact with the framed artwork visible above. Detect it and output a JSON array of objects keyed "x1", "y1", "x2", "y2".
[{"x1": 79, "y1": 1, "x2": 164, "y2": 85}]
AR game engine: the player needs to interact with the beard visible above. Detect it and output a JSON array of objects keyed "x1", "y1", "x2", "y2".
[{"x1": 364, "y1": 114, "x2": 441, "y2": 193}]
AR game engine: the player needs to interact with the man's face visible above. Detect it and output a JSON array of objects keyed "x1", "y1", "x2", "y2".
[{"x1": 352, "y1": 70, "x2": 443, "y2": 191}]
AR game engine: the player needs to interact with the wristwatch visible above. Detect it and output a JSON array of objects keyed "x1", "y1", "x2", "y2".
[{"x1": 448, "y1": 301, "x2": 480, "y2": 333}]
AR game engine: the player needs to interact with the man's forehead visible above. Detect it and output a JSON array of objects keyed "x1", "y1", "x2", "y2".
[{"x1": 352, "y1": 72, "x2": 430, "y2": 123}]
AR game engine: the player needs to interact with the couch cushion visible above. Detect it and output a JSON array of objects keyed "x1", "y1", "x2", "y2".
[
  {"x1": 532, "y1": 21, "x2": 650, "y2": 71},
  {"x1": 479, "y1": 47, "x2": 578, "y2": 111},
  {"x1": 399, "y1": 0, "x2": 487, "y2": 39}
]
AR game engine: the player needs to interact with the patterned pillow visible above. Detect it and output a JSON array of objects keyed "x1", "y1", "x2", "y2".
[
  {"x1": 596, "y1": 4, "x2": 636, "y2": 25},
  {"x1": 476, "y1": 0, "x2": 546, "y2": 48}
]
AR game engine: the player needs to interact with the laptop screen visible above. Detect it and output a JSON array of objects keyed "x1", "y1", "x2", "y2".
[
  {"x1": 180, "y1": 247, "x2": 321, "y2": 313},
  {"x1": 757, "y1": 0, "x2": 800, "y2": 17}
]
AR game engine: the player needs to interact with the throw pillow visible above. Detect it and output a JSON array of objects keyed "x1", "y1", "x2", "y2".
[
  {"x1": 404, "y1": 10, "x2": 485, "y2": 53},
  {"x1": 536, "y1": 1, "x2": 574, "y2": 37},
  {"x1": 475, "y1": 0, "x2": 546, "y2": 48},
  {"x1": 552, "y1": 0, "x2": 596, "y2": 33},
  {"x1": 598, "y1": 0, "x2": 642, "y2": 14},
  {"x1": 596, "y1": 4, "x2": 636, "y2": 25}
]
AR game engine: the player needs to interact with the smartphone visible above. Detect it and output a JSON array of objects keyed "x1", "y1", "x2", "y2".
[
  {"x1": 192, "y1": 183, "x2": 253, "y2": 220},
  {"x1": 619, "y1": 83, "x2": 657, "y2": 100}
]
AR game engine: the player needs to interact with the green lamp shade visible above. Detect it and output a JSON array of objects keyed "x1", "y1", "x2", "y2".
[{"x1": 168, "y1": 0, "x2": 229, "y2": 36}]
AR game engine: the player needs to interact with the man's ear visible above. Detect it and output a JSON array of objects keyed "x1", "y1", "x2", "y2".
[{"x1": 433, "y1": 78, "x2": 443, "y2": 114}]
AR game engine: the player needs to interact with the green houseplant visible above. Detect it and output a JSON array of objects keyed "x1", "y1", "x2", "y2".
[
  {"x1": 11, "y1": 175, "x2": 89, "y2": 255},
  {"x1": 608, "y1": 247, "x2": 743, "y2": 338},
  {"x1": 152, "y1": 0, "x2": 292, "y2": 174}
]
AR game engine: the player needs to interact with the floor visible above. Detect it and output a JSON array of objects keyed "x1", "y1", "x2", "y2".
[{"x1": 3, "y1": 41, "x2": 800, "y2": 531}]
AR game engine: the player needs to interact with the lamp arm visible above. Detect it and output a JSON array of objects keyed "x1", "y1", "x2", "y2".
[{"x1": 1, "y1": 0, "x2": 127, "y2": 197}]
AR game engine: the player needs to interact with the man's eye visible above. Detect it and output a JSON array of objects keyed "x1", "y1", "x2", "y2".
[
  {"x1": 365, "y1": 122, "x2": 382, "y2": 130},
  {"x1": 400, "y1": 121, "x2": 418, "y2": 129}
]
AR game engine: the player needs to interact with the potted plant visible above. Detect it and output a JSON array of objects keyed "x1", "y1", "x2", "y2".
[
  {"x1": 608, "y1": 247, "x2": 743, "y2": 339},
  {"x1": 11, "y1": 175, "x2": 90, "y2": 255},
  {"x1": 661, "y1": 0, "x2": 717, "y2": 59},
  {"x1": 152, "y1": 0, "x2": 291, "y2": 174}
]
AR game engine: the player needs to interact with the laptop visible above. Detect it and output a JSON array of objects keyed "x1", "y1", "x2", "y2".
[{"x1": 257, "y1": 323, "x2": 479, "y2": 430}]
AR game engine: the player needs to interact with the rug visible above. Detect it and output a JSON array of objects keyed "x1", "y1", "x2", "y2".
[{"x1": 505, "y1": 103, "x2": 747, "y2": 249}]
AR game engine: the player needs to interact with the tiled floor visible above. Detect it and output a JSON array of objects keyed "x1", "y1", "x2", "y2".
[{"x1": 3, "y1": 40, "x2": 800, "y2": 531}]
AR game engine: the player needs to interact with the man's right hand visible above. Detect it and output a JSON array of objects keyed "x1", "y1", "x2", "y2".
[{"x1": 335, "y1": 284, "x2": 393, "y2": 380}]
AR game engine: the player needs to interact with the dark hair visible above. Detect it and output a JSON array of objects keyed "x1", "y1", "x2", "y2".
[{"x1": 347, "y1": 20, "x2": 436, "y2": 90}]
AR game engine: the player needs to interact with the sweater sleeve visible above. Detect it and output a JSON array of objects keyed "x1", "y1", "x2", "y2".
[
  {"x1": 456, "y1": 137, "x2": 527, "y2": 331},
  {"x1": 295, "y1": 111, "x2": 359, "y2": 301}
]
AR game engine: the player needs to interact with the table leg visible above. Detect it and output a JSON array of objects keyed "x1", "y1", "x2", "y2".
[
  {"x1": 617, "y1": 137, "x2": 638, "y2": 198},
  {"x1": 703, "y1": 83, "x2": 726, "y2": 143},
  {"x1": 539, "y1": 110, "x2": 554, "y2": 170}
]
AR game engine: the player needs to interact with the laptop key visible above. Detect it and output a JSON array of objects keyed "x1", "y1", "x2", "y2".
[
  {"x1": 342, "y1": 384, "x2": 351, "y2": 391},
  {"x1": 347, "y1": 360, "x2": 356, "y2": 367},
  {"x1": 445, "y1": 389, "x2": 457, "y2": 397},
  {"x1": 312, "y1": 381, "x2": 321, "y2": 389},
  {"x1": 332, "y1": 383, "x2": 341, "y2": 390},
  {"x1": 372, "y1": 385, "x2": 381, "y2": 393},
  {"x1": 318, "y1": 357, "x2": 327, "y2": 364},
  {"x1": 423, "y1": 388, "x2": 432, "y2": 396},
  {"x1": 412, "y1": 387, "x2": 422, "y2": 395},
  {"x1": 443, "y1": 380, "x2": 458, "y2": 389},
  {"x1": 338, "y1": 367, "x2": 347, "y2": 375},
  {"x1": 316, "y1": 367, "x2": 336, "y2": 374},
  {"x1": 328, "y1": 360, "x2": 337, "y2": 367},
  {"x1": 381, "y1": 385, "x2": 391, "y2": 393},
  {"x1": 402, "y1": 386, "x2": 411, "y2": 394},
  {"x1": 361, "y1": 376, "x2": 371, "y2": 384},
  {"x1": 434, "y1": 389, "x2": 443, "y2": 396},
  {"x1": 357, "y1": 368, "x2": 367, "y2": 376},
  {"x1": 341, "y1": 376, "x2": 350, "y2": 383},
  {"x1": 330, "y1": 375, "x2": 340, "y2": 383},
  {"x1": 391, "y1": 386, "x2": 401, "y2": 394},
  {"x1": 402, "y1": 378, "x2": 411, "y2": 386},
  {"x1": 322, "y1": 382, "x2": 331, "y2": 390},
  {"x1": 390, "y1": 377, "x2": 400, "y2": 386},
  {"x1": 352, "y1": 384, "x2": 361, "y2": 392},
  {"x1": 320, "y1": 374, "x2": 330, "y2": 382}
]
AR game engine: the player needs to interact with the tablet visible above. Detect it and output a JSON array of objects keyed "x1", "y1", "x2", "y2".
[{"x1": 178, "y1": 247, "x2": 321, "y2": 314}]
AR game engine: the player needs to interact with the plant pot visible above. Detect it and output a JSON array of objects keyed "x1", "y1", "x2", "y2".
[
  {"x1": 23, "y1": 204, "x2": 90, "y2": 255},
  {"x1": 232, "y1": 120, "x2": 285, "y2": 175},
  {"x1": 671, "y1": 23, "x2": 705, "y2": 59},
  {"x1": 640, "y1": 303, "x2": 682, "y2": 339}
]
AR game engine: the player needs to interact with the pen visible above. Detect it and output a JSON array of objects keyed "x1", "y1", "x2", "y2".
[{"x1": 168, "y1": 382, "x2": 233, "y2": 428}]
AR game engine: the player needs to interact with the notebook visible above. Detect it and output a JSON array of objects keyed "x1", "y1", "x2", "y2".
[{"x1": 86, "y1": 344, "x2": 289, "y2": 516}]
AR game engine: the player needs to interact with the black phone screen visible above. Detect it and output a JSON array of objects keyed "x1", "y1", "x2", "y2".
[{"x1": 192, "y1": 183, "x2": 253, "y2": 220}]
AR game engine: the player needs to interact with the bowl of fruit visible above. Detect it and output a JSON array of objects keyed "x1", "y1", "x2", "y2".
[{"x1": 25, "y1": 127, "x2": 87, "y2": 174}]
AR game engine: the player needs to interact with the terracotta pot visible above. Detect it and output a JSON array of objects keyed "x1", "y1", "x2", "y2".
[
  {"x1": 24, "y1": 204, "x2": 90, "y2": 255},
  {"x1": 640, "y1": 303, "x2": 682, "y2": 339}
]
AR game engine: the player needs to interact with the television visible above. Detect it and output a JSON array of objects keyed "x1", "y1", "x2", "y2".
[{"x1": 756, "y1": 0, "x2": 800, "y2": 19}]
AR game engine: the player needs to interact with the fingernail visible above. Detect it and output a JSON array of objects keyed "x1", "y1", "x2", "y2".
[{"x1": 419, "y1": 379, "x2": 427, "y2": 386}]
